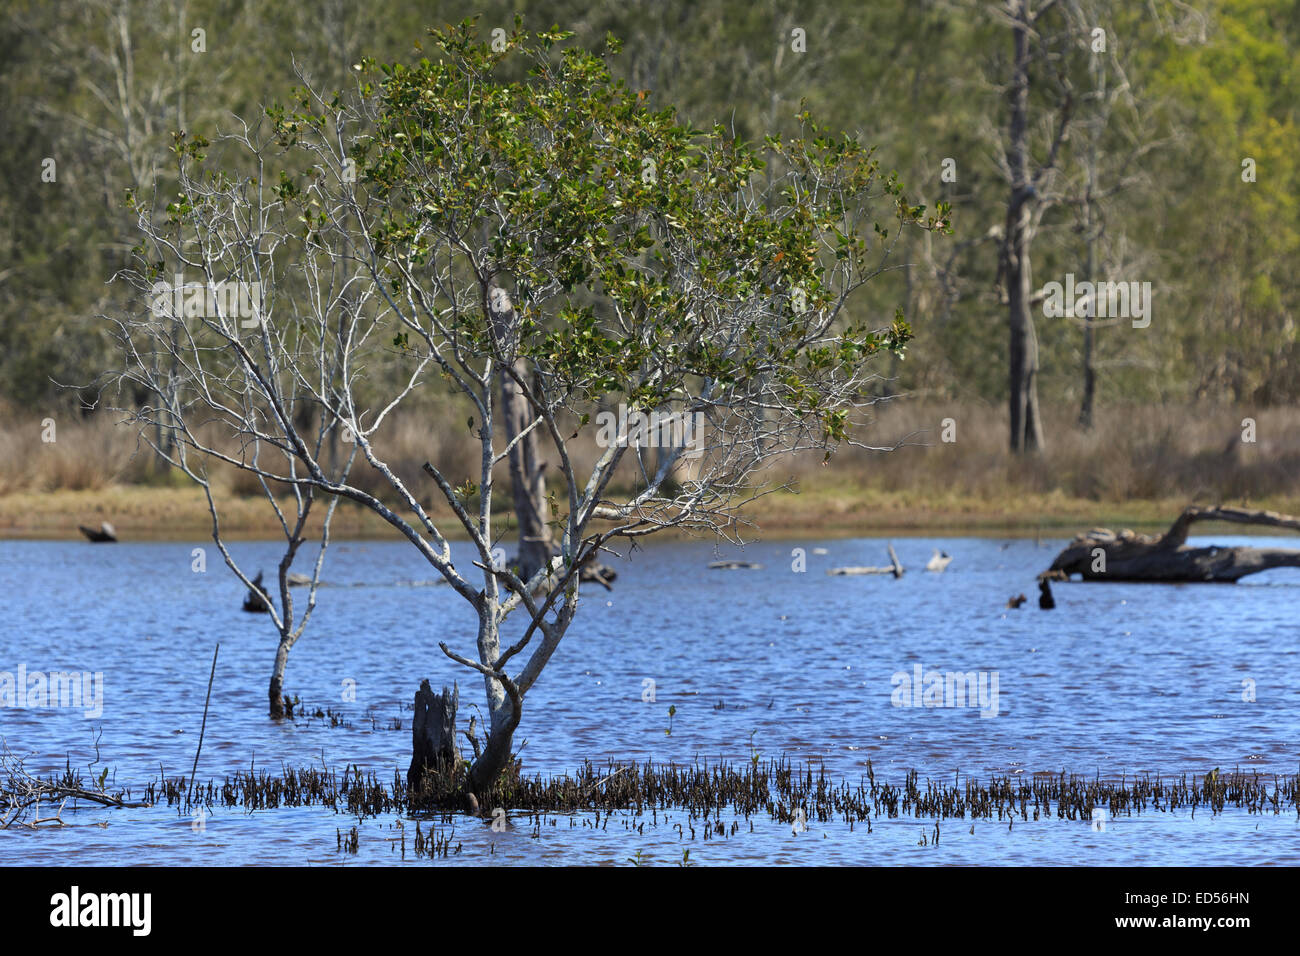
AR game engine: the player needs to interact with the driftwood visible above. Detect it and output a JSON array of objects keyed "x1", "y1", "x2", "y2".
[
  {"x1": 2, "y1": 743, "x2": 151, "y2": 829},
  {"x1": 1047, "y1": 506, "x2": 1300, "y2": 583},
  {"x1": 407, "y1": 680, "x2": 459, "y2": 789},
  {"x1": 708, "y1": 560, "x2": 762, "y2": 570},
  {"x1": 829, "y1": 543, "x2": 904, "y2": 578},
  {"x1": 78, "y1": 521, "x2": 117, "y2": 542}
]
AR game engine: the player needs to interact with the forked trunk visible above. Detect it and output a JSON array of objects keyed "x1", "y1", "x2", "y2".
[{"x1": 487, "y1": 281, "x2": 556, "y2": 582}]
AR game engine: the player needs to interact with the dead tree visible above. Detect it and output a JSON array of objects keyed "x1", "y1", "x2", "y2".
[{"x1": 1046, "y1": 506, "x2": 1300, "y2": 582}]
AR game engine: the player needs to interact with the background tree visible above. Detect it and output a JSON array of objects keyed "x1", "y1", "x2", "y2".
[
  {"x1": 992, "y1": 0, "x2": 1076, "y2": 453},
  {"x1": 113, "y1": 130, "x2": 360, "y2": 716}
]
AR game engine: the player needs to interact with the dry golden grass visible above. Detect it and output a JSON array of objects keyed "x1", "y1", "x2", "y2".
[
  {"x1": 1, "y1": 400, "x2": 1297, "y2": 538},
  {"x1": 783, "y1": 400, "x2": 1300, "y2": 505}
]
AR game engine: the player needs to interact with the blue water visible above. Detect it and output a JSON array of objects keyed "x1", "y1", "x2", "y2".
[{"x1": 1, "y1": 534, "x2": 1297, "y2": 864}]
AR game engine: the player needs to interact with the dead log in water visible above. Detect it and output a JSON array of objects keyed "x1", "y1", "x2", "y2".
[
  {"x1": 1046, "y1": 505, "x2": 1300, "y2": 583},
  {"x1": 829, "y1": 543, "x2": 904, "y2": 578}
]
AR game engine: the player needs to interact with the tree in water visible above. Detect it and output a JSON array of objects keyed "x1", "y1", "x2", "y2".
[{"x1": 107, "y1": 19, "x2": 945, "y2": 797}]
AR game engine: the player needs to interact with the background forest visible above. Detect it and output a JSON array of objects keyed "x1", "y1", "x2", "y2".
[{"x1": 1, "y1": 0, "x2": 1297, "y2": 526}]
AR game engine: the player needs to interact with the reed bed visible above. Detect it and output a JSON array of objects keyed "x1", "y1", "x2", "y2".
[
  {"x1": 12, "y1": 750, "x2": 1295, "y2": 857},
  {"x1": 129, "y1": 758, "x2": 1299, "y2": 828}
]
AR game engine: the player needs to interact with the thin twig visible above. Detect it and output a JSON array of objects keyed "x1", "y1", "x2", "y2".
[{"x1": 187, "y1": 643, "x2": 220, "y2": 808}]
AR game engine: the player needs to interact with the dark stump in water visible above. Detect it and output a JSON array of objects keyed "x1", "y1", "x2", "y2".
[{"x1": 407, "y1": 680, "x2": 459, "y2": 793}]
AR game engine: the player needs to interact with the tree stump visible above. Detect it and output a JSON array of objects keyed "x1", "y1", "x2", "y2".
[{"x1": 407, "y1": 680, "x2": 459, "y2": 791}]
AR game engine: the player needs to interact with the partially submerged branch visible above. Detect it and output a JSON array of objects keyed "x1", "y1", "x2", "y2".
[
  {"x1": 1046, "y1": 505, "x2": 1300, "y2": 582},
  {"x1": 1, "y1": 742, "x2": 150, "y2": 830}
]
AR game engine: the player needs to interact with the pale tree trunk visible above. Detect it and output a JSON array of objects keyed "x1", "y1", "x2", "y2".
[
  {"x1": 487, "y1": 279, "x2": 555, "y2": 581},
  {"x1": 268, "y1": 638, "x2": 291, "y2": 718},
  {"x1": 1078, "y1": 208, "x2": 1097, "y2": 429},
  {"x1": 1078, "y1": 38, "x2": 1103, "y2": 431},
  {"x1": 465, "y1": 612, "x2": 520, "y2": 794}
]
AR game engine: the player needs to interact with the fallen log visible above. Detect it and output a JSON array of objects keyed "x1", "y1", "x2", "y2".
[
  {"x1": 1046, "y1": 505, "x2": 1300, "y2": 583},
  {"x1": 829, "y1": 543, "x2": 904, "y2": 578}
]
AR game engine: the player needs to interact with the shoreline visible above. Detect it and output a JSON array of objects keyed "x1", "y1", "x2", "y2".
[{"x1": 3, "y1": 484, "x2": 1297, "y2": 541}]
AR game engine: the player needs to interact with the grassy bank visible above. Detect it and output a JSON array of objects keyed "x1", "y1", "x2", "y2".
[
  {"x1": 4, "y1": 482, "x2": 1298, "y2": 541},
  {"x1": 3, "y1": 401, "x2": 1298, "y2": 540}
]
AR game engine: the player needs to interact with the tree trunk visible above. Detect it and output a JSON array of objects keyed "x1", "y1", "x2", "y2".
[
  {"x1": 1078, "y1": 182, "x2": 1097, "y2": 429},
  {"x1": 1078, "y1": 76, "x2": 1099, "y2": 431},
  {"x1": 407, "y1": 680, "x2": 459, "y2": 789},
  {"x1": 1004, "y1": 0, "x2": 1045, "y2": 454},
  {"x1": 500, "y1": 360, "x2": 555, "y2": 581},
  {"x1": 268, "y1": 639, "x2": 291, "y2": 718},
  {"x1": 1046, "y1": 506, "x2": 1300, "y2": 582},
  {"x1": 487, "y1": 281, "x2": 555, "y2": 582},
  {"x1": 467, "y1": 722, "x2": 516, "y2": 794}
]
